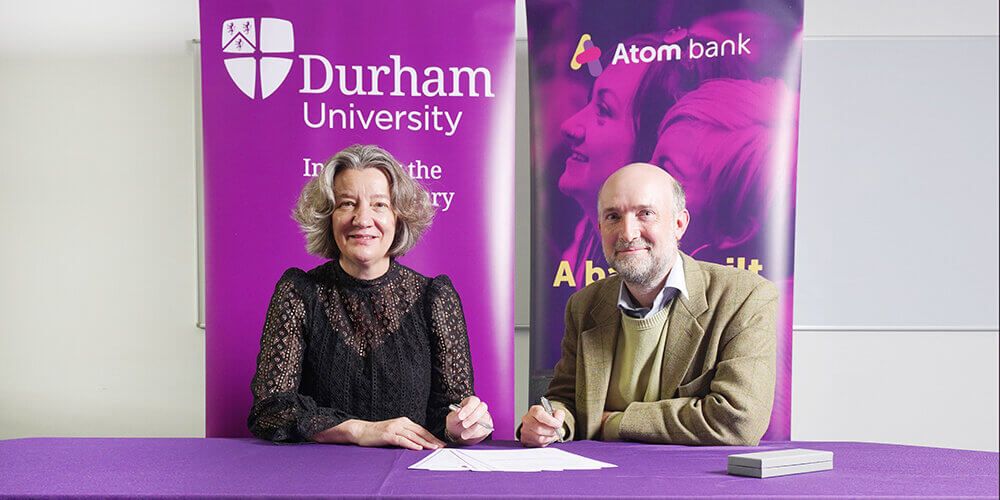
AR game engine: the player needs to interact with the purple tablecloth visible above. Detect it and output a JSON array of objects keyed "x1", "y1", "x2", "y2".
[{"x1": 1, "y1": 438, "x2": 996, "y2": 498}]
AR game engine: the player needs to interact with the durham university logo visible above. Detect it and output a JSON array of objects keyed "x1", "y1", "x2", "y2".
[{"x1": 222, "y1": 18, "x2": 295, "y2": 99}]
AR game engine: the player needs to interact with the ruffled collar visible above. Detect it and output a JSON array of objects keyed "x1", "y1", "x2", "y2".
[{"x1": 329, "y1": 258, "x2": 401, "y2": 290}]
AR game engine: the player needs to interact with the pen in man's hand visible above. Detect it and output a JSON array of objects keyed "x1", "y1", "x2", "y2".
[
  {"x1": 540, "y1": 396, "x2": 554, "y2": 415},
  {"x1": 539, "y1": 396, "x2": 564, "y2": 442},
  {"x1": 448, "y1": 404, "x2": 494, "y2": 431}
]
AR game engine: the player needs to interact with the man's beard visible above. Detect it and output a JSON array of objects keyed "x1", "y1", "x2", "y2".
[{"x1": 606, "y1": 237, "x2": 672, "y2": 288}]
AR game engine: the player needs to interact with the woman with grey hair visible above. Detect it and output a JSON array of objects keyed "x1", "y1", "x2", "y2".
[{"x1": 247, "y1": 144, "x2": 492, "y2": 449}]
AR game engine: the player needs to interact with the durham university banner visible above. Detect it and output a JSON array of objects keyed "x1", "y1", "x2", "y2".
[{"x1": 199, "y1": 0, "x2": 516, "y2": 438}]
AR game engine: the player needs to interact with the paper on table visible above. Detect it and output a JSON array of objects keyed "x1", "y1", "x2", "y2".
[
  {"x1": 409, "y1": 448, "x2": 617, "y2": 472},
  {"x1": 409, "y1": 449, "x2": 490, "y2": 471}
]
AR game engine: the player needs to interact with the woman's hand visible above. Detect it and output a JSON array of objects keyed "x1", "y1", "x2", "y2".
[
  {"x1": 314, "y1": 418, "x2": 445, "y2": 450},
  {"x1": 446, "y1": 396, "x2": 493, "y2": 445}
]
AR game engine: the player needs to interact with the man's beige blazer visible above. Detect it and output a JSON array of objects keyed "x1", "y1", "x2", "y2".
[{"x1": 546, "y1": 253, "x2": 777, "y2": 446}]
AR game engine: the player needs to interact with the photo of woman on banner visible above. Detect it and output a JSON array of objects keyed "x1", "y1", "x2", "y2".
[
  {"x1": 247, "y1": 144, "x2": 491, "y2": 448},
  {"x1": 652, "y1": 77, "x2": 798, "y2": 264}
]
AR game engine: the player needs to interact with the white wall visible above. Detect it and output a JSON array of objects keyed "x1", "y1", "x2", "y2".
[
  {"x1": 1, "y1": 0, "x2": 997, "y2": 451},
  {"x1": 0, "y1": 1, "x2": 204, "y2": 438}
]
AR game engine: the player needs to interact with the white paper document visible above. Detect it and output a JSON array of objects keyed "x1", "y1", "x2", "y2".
[{"x1": 409, "y1": 448, "x2": 617, "y2": 472}]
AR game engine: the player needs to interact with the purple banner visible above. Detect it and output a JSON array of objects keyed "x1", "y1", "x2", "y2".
[
  {"x1": 526, "y1": 0, "x2": 802, "y2": 439},
  {"x1": 199, "y1": 1, "x2": 515, "y2": 438}
]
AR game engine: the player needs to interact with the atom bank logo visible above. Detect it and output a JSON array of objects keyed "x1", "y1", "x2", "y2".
[
  {"x1": 222, "y1": 17, "x2": 295, "y2": 99},
  {"x1": 571, "y1": 34, "x2": 603, "y2": 77}
]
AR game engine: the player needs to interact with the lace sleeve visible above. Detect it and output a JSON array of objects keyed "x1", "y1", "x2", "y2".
[
  {"x1": 247, "y1": 270, "x2": 355, "y2": 442},
  {"x1": 424, "y1": 276, "x2": 475, "y2": 439}
]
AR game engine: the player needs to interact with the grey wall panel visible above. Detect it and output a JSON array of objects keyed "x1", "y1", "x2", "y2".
[{"x1": 793, "y1": 37, "x2": 999, "y2": 328}]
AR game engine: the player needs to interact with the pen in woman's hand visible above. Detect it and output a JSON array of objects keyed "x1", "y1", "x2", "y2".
[{"x1": 448, "y1": 403, "x2": 494, "y2": 431}]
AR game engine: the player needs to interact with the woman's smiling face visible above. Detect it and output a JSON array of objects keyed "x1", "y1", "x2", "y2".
[
  {"x1": 331, "y1": 167, "x2": 397, "y2": 278},
  {"x1": 558, "y1": 62, "x2": 648, "y2": 212}
]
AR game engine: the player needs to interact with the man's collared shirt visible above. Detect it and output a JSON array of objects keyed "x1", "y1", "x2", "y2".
[{"x1": 616, "y1": 253, "x2": 689, "y2": 319}]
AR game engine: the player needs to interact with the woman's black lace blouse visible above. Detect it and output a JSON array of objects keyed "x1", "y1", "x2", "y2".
[{"x1": 248, "y1": 260, "x2": 474, "y2": 442}]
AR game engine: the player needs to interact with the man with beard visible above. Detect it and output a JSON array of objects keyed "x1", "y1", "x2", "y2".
[{"x1": 519, "y1": 163, "x2": 777, "y2": 446}]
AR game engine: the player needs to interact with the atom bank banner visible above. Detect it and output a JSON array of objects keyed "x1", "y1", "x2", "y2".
[
  {"x1": 527, "y1": 0, "x2": 802, "y2": 439},
  {"x1": 199, "y1": 0, "x2": 515, "y2": 438}
]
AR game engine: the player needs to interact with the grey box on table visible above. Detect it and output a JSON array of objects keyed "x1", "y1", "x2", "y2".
[{"x1": 727, "y1": 448, "x2": 834, "y2": 478}]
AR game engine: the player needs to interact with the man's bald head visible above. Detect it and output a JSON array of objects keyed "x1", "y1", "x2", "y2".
[
  {"x1": 596, "y1": 163, "x2": 691, "y2": 289},
  {"x1": 598, "y1": 163, "x2": 686, "y2": 217}
]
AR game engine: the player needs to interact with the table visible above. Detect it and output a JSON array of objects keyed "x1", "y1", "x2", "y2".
[{"x1": 1, "y1": 438, "x2": 996, "y2": 498}]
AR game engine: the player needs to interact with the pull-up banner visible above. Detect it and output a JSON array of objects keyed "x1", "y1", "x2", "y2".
[
  {"x1": 199, "y1": 1, "x2": 515, "y2": 438},
  {"x1": 527, "y1": 0, "x2": 802, "y2": 439}
]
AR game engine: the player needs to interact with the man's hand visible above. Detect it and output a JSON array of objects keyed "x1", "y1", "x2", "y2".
[{"x1": 519, "y1": 405, "x2": 566, "y2": 447}]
